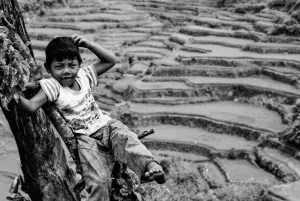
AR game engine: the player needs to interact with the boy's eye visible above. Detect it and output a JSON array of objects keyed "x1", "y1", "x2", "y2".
[{"x1": 55, "y1": 66, "x2": 63, "y2": 69}]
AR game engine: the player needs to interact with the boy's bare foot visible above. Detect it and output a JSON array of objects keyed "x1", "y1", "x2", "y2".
[{"x1": 142, "y1": 162, "x2": 166, "y2": 184}]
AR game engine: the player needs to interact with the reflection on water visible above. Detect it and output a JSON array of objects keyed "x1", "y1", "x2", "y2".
[
  {"x1": 219, "y1": 159, "x2": 278, "y2": 184},
  {"x1": 210, "y1": 112, "x2": 255, "y2": 124}
]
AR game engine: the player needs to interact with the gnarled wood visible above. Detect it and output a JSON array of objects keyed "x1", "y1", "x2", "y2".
[{"x1": 0, "y1": 0, "x2": 81, "y2": 200}]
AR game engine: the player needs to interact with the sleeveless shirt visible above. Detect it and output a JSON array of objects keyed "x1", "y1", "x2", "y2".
[{"x1": 39, "y1": 65, "x2": 111, "y2": 135}]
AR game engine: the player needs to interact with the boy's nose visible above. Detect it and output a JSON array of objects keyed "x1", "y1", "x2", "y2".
[{"x1": 62, "y1": 67, "x2": 71, "y2": 74}]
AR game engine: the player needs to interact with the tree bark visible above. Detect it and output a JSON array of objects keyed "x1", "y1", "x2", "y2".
[{"x1": 0, "y1": 0, "x2": 81, "y2": 200}]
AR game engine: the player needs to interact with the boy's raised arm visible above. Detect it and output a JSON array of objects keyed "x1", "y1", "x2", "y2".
[
  {"x1": 71, "y1": 34, "x2": 119, "y2": 76},
  {"x1": 15, "y1": 89, "x2": 48, "y2": 113}
]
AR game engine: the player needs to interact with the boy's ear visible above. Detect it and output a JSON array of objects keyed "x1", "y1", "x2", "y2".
[{"x1": 44, "y1": 63, "x2": 50, "y2": 73}]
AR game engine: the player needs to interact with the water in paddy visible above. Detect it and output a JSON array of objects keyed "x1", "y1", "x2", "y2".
[
  {"x1": 0, "y1": 175, "x2": 14, "y2": 201},
  {"x1": 269, "y1": 182, "x2": 300, "y2": 201},
  {"x1": 131, "y1": 80, "x2": 192, "y2": 90},
  {"x1": 193, "y1": 36, "x2": 255, "y2": 46},
  {"x1": 151, "y1": 149, "x2": 210, "y2": 161},
  {"x1": 0, "y1": 111, "x2": 17, "y2": 201},
  {"x1": 0, "y1": 152, "x2": 21, "y2": 201},
  {"x1": 130, "y1": 101, "x2": 287, "y2": 132},
  {"x1": 194, "y1": 36, "x2": 300, "y2": 48},
  {"x1": 265, "y1": 66, "x2": 300, "y2": 74},
  {"x1": 179, "y1": 44, "x2": 300, "y2": 62},
  {"x1": 185, "y1": 76, "x2": 300, "y2": 95},
  {"x1": 219, "y1": 159, "x2": 278, "y2": 184},
  {"x1": 140, "y1": 124, "x2": 257, "y2": 151}
]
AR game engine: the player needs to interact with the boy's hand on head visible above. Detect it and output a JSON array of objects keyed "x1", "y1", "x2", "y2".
[{"x1": 71, "y1": 34, "x2": 92, "y2": 49}]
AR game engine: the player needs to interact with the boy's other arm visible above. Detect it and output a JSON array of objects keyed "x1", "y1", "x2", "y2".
[
  {"x1": 71, "y1": 34, "x2": 119, "y2": 76},
  {"x1": 16, "y1": 89, "x2": 48, "y2": 113},
  {"x1": 89, "y1": 42, "x2": 119, "y2": 76}
]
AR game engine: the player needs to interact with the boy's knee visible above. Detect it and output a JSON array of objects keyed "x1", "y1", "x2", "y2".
[{"x1": 110, "y1": 120, "x2": 138, "y2": 139}]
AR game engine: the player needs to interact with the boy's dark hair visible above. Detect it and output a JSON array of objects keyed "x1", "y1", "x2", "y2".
[{"x1": 45, "y1": 36, "x2": 82, "y2": 70}]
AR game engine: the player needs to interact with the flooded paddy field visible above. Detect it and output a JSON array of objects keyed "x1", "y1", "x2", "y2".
[
  {"x1": 1, "y1": 0, "x2": 300, "y2": 200},
  {"x1": 139, "y1": 124, "x2": 258, "y2": 151},
  {"x1": 130, "y1": 101, "x2": 287, "y2": 132}
]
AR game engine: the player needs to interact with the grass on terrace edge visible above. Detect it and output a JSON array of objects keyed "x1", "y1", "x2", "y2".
[{"x1": 142, "y1": 154, "x2": 269, "y2": 201}]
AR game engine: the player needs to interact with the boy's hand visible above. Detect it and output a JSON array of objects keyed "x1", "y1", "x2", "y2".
[
  {"x1": 71, "y1": 34, "x2": 92, "y2": 49},
  {"x1": 13, "y1": 92, "x2": 20, "y2": 103}
]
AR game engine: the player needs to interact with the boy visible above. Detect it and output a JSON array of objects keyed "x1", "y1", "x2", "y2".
[{"x1": 15, "y1": 34, "x2": 166, "y2": 200}]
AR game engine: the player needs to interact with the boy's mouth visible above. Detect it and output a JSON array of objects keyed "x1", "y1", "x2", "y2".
[
  {"x1": 60, "y1": 77, "x2": 74, "y2": 87},
  {"x1": 62, "y1": 77, "x2": 73, "y2": 80}
]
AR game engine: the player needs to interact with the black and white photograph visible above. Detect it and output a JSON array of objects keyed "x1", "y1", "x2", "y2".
[{"x1": 0, "y1": 0, "x2": 300, "y2": 200}]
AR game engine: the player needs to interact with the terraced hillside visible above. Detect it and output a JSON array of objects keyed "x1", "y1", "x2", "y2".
[{"x1": 2, "y1": 0, "x2": 300, "y2": 200}]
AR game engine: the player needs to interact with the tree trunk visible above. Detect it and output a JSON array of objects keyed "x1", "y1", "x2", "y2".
[{"x1": 0, "y1": 0, "x2": 81, "y2": 200}]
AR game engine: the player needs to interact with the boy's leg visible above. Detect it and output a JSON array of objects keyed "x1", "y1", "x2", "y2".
[
  {"x1": 107, "y1": 119, "x2": 165, "y2": 182},
  {"x1": 76, "y1": 134, "x2": 113, "y2": 201}
]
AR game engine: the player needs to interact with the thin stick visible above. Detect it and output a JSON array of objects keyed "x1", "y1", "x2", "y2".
[{"x1": 138, "y1": 128, "x2": 155, "y2": 139}]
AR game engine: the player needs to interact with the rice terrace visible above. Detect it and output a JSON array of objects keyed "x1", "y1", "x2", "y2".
[{"x1": 1, "y1": 0, "x2": 300, "y2": 200}]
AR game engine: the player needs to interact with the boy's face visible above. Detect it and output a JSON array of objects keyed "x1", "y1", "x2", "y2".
[{"x1": 47, "y1": 58, "x2": 80, "y2": 87}]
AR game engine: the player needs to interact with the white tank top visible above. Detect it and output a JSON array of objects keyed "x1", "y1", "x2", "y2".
[{"x1": 39, "y1": 65, "x2": 111, "y2": 135}]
